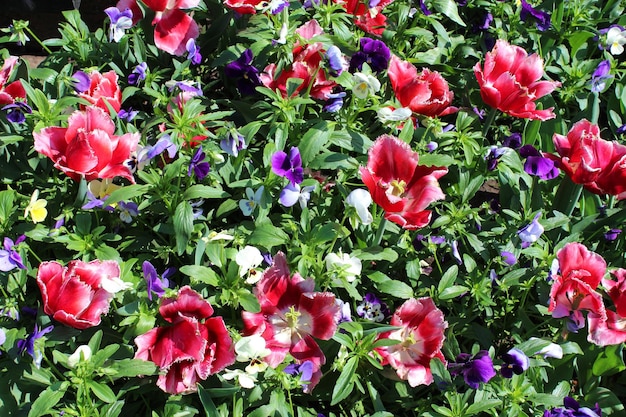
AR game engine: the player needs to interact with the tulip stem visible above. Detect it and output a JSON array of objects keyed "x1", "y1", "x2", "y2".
[
  {"x1": 553, "y1": 175, "x2": 583, "y2": 217},
  {"x1": 25, "y1": 26, "x2": 52, "y2": 55},
  {"x1": 374, "y1": 217, "x2": 387, "y2": 246},
  {"x1": 481, "y1": 107, "x2": 498, "y2": 141}
]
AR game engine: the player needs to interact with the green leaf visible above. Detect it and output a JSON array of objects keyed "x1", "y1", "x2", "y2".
[
  {"x1": 102, "y1": 401, "x2": 125, "y2": 417},
  {"x1": 248, "y1": 222, "x2": 289, "y2": 249},
  {"x1": 437, "y1": 265, "x2": 458, "y2": 294},
  {"x1": 108, "y1": 358, "x2": 158, "y2": 379},
  {"x1": 237, "y1": 289, "x2": 261, "y2": 312},
  {"x1": 0, "y1": 189, "x2": 16, "y2": 224},
  {"x1": 28, "y1": 381, "x2": 69, "y2": 417},
  {"x1": 198, "y1": 385, "x2": 220, "y2": 417},
  {"x1": 331, "y1": 356, "x2": 359, "y2": 405},
  {"x1": 353, "y1": 247, "x2": 398, "y2": 262},
  {"x1": 105, "y1": 185, "x2": 151, "y2": 206},
  {"x1": 88, "y1": 380, "x2": 117, "y2": 403},
  {"x1": 182, "y1": 185, "x2": 229, "y2": 200},
  {"x1": 439, "y1": 285, "x2": 470, "y2": 300},
  {"x1": 299, "y1": 121, "x2": 332, "y2": 165},
  {"x1": 465, "y1": 399, "x2": 502, "y2": 415},
  {"x1": 179, "y1": 265, "x2": 220, "y2": 286},
  {"x1": 592, "y1": 344, "x2": 626, "y2": 376},
  {"x1": 376, "y1": 279, "x2": 414, "y2": 299},
  {"x1": 173, "y1": 201, "x2": 194, "y2": 255}
]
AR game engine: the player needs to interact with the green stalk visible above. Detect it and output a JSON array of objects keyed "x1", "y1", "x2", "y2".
[
  {"x1": 481, "y1": 107, "x2": 498, "y2": 141},
  {"x1": 25, "y1": 26, "x2": 52, "y2": 54}
]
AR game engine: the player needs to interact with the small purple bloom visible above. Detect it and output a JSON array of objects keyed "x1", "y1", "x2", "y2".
[
  {"x1": 188, "y1": 147, "x2": 210, "y2": 180},
  {"x1": 0, "y1": 235, "x2": 26, "y2": 271},
  {"x1": 220, "y1": 132, "x2": 247, "y2": 157},
  {"x1": 473, "y1": 107, "x2": 485, "y2": 119},
  {"x1": 284, "y1": 360, "x2": 315, "y2": 390},
  {"x1": 0, "y1": 328, "x2": 5, "y2": 346},
  {"x1": 430, "y1": 235, "x2": 446, "y2": 245},
  {"x1": 503, "y1": 132, "x2": 522, "y2": 149},
  {"x1": 325, "y1": 45, "x2": 344, "y2": 77},
  {"x1": 262, "y1": 252, "x2": 273, "y2": 266},
  {"x1": 349, "y1": 38, "x2": 391, "y2": 73},
  {"x1": 323, "y1": 91, "x2": 346, "y2": 113},
  {"x1": 3, "y1": 101, "x2": 32, "y2": 123},
  {"x1": 520, "y1": 0, "x2": 551, "y2": 31},
  {"x1": 169, "y1": 80, "x2": 203, "y2": 96},
  {"x1": 128, "y1": 62, "x2": 147, "y2": 86},
  {"x1": 500, "y1": 251, "x2": 517, "y2": 266},
  {"x1": 17, "y1": 323, "x2": 54, "y2": 368},
  {"x1": 271, "y1": 147, "x2": 304, "y2": 185},
  {"x1": 501, "y1": 348, "x2": 529, "y2": 378},
  {"x1": 605, "y1": 229, "x2": 622, "y2": 241},
  {"x1": 118, "y1": 201, "x2": 139, "y2": 223},
  {"x1": 456, "y1": 0, "x2": 467, "y2": 5},
  {"x1": 448, "y1": 351, "x2": 496, "y2": 389},
  {"x1": 71, "y1": 71, "x2": 91, "y2": 92},
  {"x1": 426, "y1": 141, "x2": 438, "y2": 152},
  {"x1": 186, "y1": 38, "x2": 202, "y2": 65},
  {"x1": 104, "y1": 6, "x2": 133, "y2": 42},
  {"x1": 519, "y1": 145, "x2": 559, "y2": 180},
  {"x1": 476, "y1": 12, "x2": 493, "y2": 31},
  {"x1": 224, "y1": 49, "x2": 262, "y2": 96},
  {"x1": 590, "y1": 60, "x2": 612, "y2": 93},
  {"x1": 617, "y1": 124, "x2": 626, "y2": 135},
  {"x1": 417, "y1": 0, "x2": 432, "y2": 15},
  {"x1": 268, "y1": 0, "x2": 289, "y2": 13},
  {"x1": 356, "y1": 293, "x2": 389, "y2": 322},
  {"x1": 336, "y1": 299, "x2": 352, "y2": 324},
  {"x1": 54, "y1": 216, "x2": 65, "y2": 230},
  {"x1": 82, "y1": 190, "x2": 114, "y2": 211},
  {"x1": 118, "y1": 107, "x2": 138, "y2": 122},
  {"x1": 142, "y1": 261, "x2": 172, "y2": 301},
  {"x1": 451, "y1": 240, "x2": 462, "y2": 265},
  {"x1": 543, "y1": 397, "x2": 602, "y2": 417},
  {"x1": 518, "y1": 213, "x2": 544, "y2": 248},
  {"x1": 279, "y1": 183, "x2": 315, "y2": 208},
  {"x1": 485, "y1": 146, "x2": 507, "y2": 171}
]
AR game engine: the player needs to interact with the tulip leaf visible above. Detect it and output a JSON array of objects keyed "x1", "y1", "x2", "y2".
[
  {"x1": 592, "y1": 344, "x2": 626, "y2": 377},
  {"x1": 108, "y1": 359, "x2": 158, "y2": 379},
  {"x1": 376, "y1": 279, "x2": 414, "y2": 299},
  {"x1": 299, "y1": 121, "x2": 332, "y2": 165},
  {"x1": 27, "y1": 381, "x2": 69, "y2": 417},
  {"x1": 198, "y1": 385, "x2": 220, "y2": 417}
]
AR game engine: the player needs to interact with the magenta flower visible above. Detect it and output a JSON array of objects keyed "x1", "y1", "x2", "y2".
[
  {"x1": 188, "y1": 147, "x2": 210, "y2": 180},
  {"x1": 500, "y1": 348, "x2": 529, "y2": 378},
  {"x1": 241, "y1": 252, "x2": 339, "y2": 392},
  {"x1": 0, "y1": 235, "x2": 26, "y2": 271},
  {"x1": 271, "y1": 147, "x2": 304, "y2": 185},
  {"x1": 449, "y1": 350, "x2": 496, "y2": 389},
  {"x1": 142, "y1": 261, "x2": 172, "y2": 301}
]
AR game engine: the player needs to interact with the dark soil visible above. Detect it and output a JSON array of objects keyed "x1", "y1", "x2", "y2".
[{"x1": 1, "y1": 0, "x2": 116, "y2": 55}]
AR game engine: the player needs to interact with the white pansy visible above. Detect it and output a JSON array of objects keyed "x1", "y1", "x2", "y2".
[
  {"x1": 352, "y1": 73, "x2": 381, "y2": 99},
  {"x1": 235, "y1": 246, "x2": 264, "y2": 283},
  {"x1": 377, "y1": 107, "x2": 412, "y2": 122},
  {"x1": 235, "y1": 334, "x2": 271, "y2": 363},
  {"x1": 326, "y1": 252, "x2": 362, "y2": 282},
  {"x1": 68, "y1": 345, "x2": 92, "y2": 368},
  {"x1": 222, "y1": 369, "x2": 257, "y2": 389},
  {"x1": 346, "y1": 189, "x2": 373, "y2": 225},
  {"x1": 100, "y1": 276, "x2": 132, "y2": 294},
  {"x1": 607, "y1": 26, "x2": 626, "y2": 55}
]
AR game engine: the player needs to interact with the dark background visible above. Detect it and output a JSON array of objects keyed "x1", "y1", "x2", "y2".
[{"x1": 1, "y1": 0, "x2": 116, "y2": 55}]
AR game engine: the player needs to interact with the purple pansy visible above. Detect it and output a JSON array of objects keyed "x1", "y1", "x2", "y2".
[
  {"x1": 118, "y1": 107, "x2": 138, "y2": 122},
  {"x1": 501, "y1": 348, "x2": 529, "y2": 378},
  {"x1": 220, "y1": 131, "x2": 247, "y2": 157},
  {"x1": 543, "y1": 397, "x2": 602, "y2": 417},
  {"x1": 323, "y1": 91, "x2": 346, "y2": 113},
  {"x1": 500, "y1": 251, "x2": 517, "y2": 266},
  {"x1": 142, "y1": 261, "x2": 172, "y2": 301},
  {"x1": 188, "y1": 147, "x2": 210, "y2": 180},
  {"x1": 336, "y1": 299, "x2": 352, "y2": 324},
  {"x1": 0, "y1": 235, "x2": 26, "y2": 271},
  {"x1": 17, "y1": 323, "x2": 54, "y2": 368},
  {"x1": 325, "y1": 45, "x2": 344, "y2": 77},
  {"x1": 224, "y1": 49, "x2": 262, "y2": 96},
  {"x1": 590, "y1": 60, "x2": 612, "y2": 93},
  {"x1": 71, "y1": 71, "x2": 91, "y2": 93},
  {"x1": 448, "y1": 350, "x2": 496, "y2": 389},
  {"x1": 271, "y1": 147, "x2": 304, "y2": 185},
  {"x1": 284, "y1": 360, "x2": 315, "y2": 390},
  {"x1": 503, "y1": 132, "x2": 522, "y2": 149},
  {"x1": 128, "y1": 62, "x2": 148, "y2": 86},
  {"x1": 279, "y1": 183, "x2": 315, "y2": 208},
  {"x1": 519, "y1": 145, "x2": 559, "y2": 180},
  {"x1": 356, "y1": 293, "x2": 389, "y2": 322},
  {"x1": 417, "y1": 0, "x2": 432, "y2": 15},
  {"x1": 605, "y1": 229, "x2": 622, "y2": 241},
  {"x1": 104, "y1": 6, "x2": 133, "y2": 42},
  {"x1": 485, "y1": 146, "x2": 507, "y2": 171},
  {"x1": 186, "y1": 38, "x2": 202, "y2": 65},
  {"x1": 118, "y1": 201, "x2": 139, "y2": 223},
  {"x1": 520, "y1": 0, "x2": 551, "y2": 31},
  {"x1": 518, "y1": 213, "x2": 544, "y2": 248},
  {"x1": 2, "y1": 101, "x2": 32, "y2": 123},
  {"x1": 349, "y1": 38, "x2": 391, "y2": 73}
]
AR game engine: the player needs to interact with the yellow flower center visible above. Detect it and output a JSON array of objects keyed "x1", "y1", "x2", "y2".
[{"x1": 389, "y1": 179, "x2": 407, "y2": 197}]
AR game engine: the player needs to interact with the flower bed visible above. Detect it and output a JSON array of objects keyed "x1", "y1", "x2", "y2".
[{"x1": 1, "y1": 0, "x2": 626, "y2": 416}]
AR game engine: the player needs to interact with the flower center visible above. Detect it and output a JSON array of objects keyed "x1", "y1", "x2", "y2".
[
  {"x1": 285, "y1": 306, "x2": 301, "y2": 330},
  {"x1": 388, "y1": 179, "x2": 407, "y2": 197}
]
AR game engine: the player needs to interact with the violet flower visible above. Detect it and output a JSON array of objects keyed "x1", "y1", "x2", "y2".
[
  {"x1": 188, "y1": 147, "x2": 210, "y2": 180},
  {"x1": 279, "y1": 183, "x2": 315, "y2": 208},
  {"x1": 519, "y1": 145, "x2": 559, "y2": 180},
  {"x1": 604, "y1": 229, "x2": 621, "y2": 241},
  {"x1": 0, "y1": 328, "x2": 5, "y2": 346},
  {"x1": 71, "y1": 70, "x2": 90, "y2": 93},
  {"x1": 118, "y1": 107, "x2": 138, "y2": 122},
  {"x1": 0, "y1": 235, "x2": 26, "y2": 271},
  {"x1": 518, "y1": 213, "x2": 544, "y2": 248},
  {"x1": 118, "y1": 201, "x2": 139, "y2": 223},
  {"x1": 17, "y1": 323, "x2": 54, "y2": 368},
  {"x1": 220, "y1": 131, "x2": 247, "y2": 157},
  {"x1": 617, "y1": 124, "x2": 626, "y2": 135},
  {"x1": 349, "y1": 38, "x2": 391, "y2": 73},
  {"x1": 520, "y1": 0, "x2": 551, "y2": 31},
  {"x1": 356, "y1": 293, "x2": 389, "y2": 322},
  {"x1": 224, "y1": 49, "x2": 262, "y2": 96},
  {"x1": 502, "y1": 132, "x2": 522, "y2": 149},
  {"x1": 335, "y1": 299, "x2": 352, "y2": 324},
  {"x1": 485, "y1": 146, "x2": 507, "y2": 171},
  {"x1": 448, "y1": 351, "x2": 496, "y2": 389},
  {"x1": 128, "y1": 62, "x2": 147, "y2": 86},
  {"x1": 325, "y1": 45, "x2": 344, "y2": 77},
  {"x1": 271, "y1": 147, "x2": 304, "y2": 185},
  {"x1": 284, "y1": 361, "x2": 315, "y2": 390},
  {"x1": 142, "y1": 261, "x2": 172, "y2": 301},
  {"x1": 543, "y1": 397, "x2": 602, "y2": 417},
  {"x1": 501, "y1": 348, "x2": 529, "y2": 378},
  {"x1": 2, "y1": 101, "x2": 32, "y2": 123},
  {"x1": 590, "y1": 60, "x2": 612, "y2": 93},
  {"x1": 500, "y1": 251, "x2": 517, "y2": 266},
  {"x1": 417, "y1": 0, "x2": 432, "y2": 15},
  {"x1": 323, "y1": 91, "x2": 346, "y2": 113},
  {"x1": 104, "y1": 6, "x2": 133, "y2": 42},
  {"x1": 186, "y1": 38, "x2": 202, "y2": 65}
]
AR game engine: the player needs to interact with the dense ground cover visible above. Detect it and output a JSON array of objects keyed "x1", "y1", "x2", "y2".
[{"x1": 1, "y1": 0, "x2": 626, "y2": 416}]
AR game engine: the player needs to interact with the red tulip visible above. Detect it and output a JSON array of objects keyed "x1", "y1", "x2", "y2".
[
  {"x1": 33, "y1": 106, "x2": 140, "y2": 182},
  {"x1": 142, "y1": 0, "x2": 200, "y2": 56},
  {"x1": 36, "y1": 260, "x2": 121, "y2": 329},
  {"x1": 360, "y1": 135, "x2": 447, "y2": 230},
  {"x1": 223, "y1": 0, "x2": 264, "y2": 14},
  {"x1": 473, "y1": 39, "x2": 559, "y2": 120},
  {"x1": 0, "y1": 56, "x2": 26, "y2": 106},
  {"x1": 375, "y1": 297, "x2": 447, "y2": 387},
  {"x1": 388, "y1": 55, "x2": 457, "y2": 118},
  {"x1": 241, "y1": 252, "x2": 339, "y2": 392},
  {"x1": 134, "y1": 286, "x2": 235, "y2": 394},
  {"x1": 78, "y1": 70, "x2": 122, "y2": 113},
  {"x1": 340, "y1": 0, "x2": 395, "y2": 36},
  {"x1": 550, "y1": 119, "x2": 626, "y2": 199}
]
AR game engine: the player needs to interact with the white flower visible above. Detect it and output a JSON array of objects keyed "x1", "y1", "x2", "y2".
[
  {"x1": 235, "y1": 335, "x2": 271, "y2": 363},
  {"x1": 222, "y1": 368, "x2": 257, "y2": 389},
  {"x1": 529, "y1": 337, "x2": 563, "y2": 359},
  {"x1": 68, "y1": 345, "x2": 92, "y2": 368},
  {"x1": 377, "y1": 107, "x2": 412, "y2": 122},
  {"x1": 352, "y1": 72, "x2": 381, "y2": 99},
  {"x1": 100, "y1": 276, "x2": 132, "y2": 294},
  {"x1": 326, "y1": 252, "x2": 362, "y2": 282},
  {"x1": 607, "y1": 27, "x2": 626, "y2": 55},
  {"x1": 346, "y1": 189, "x2": 373, "y2": 225},
  {"x1": 235, "y1": 246, "x2": 264, "y2": 283}
]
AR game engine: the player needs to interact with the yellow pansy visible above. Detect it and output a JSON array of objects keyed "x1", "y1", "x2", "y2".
[{"x1": 25, "y1": 190, "x2": 48, "y2": 223}]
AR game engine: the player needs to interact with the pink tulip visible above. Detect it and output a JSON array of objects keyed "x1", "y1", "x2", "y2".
[
  {"x1": 360, "y1": 135, "x2": 447, "y2": 230},
  {"x1": 33, "y1": 106, "x2": 139, "y2": 182},
  {"x1": 142, "y1": 0, "x2": 200, "y2": 56},
  {"x1": 134, "y1": 286, "x2": 235, "y2": 394},
  {"x1": 474, "y1": 39, "x2": 559, "y2": 120},
  {"x1": 77, "y1": 70, "x2": 122, "y2": 113},
  {"x1": 36, "y1": 260, "x2": 121, "y2": 329},
  {"x1": 376, "y1": 297, "x2": 448, "y2": 387},
  {"x1": 0, "y1": 56, "x2": 26, "y2": 106},
  {"x1": 388, "y1": 55, "x2": 457, "y2": 118}
]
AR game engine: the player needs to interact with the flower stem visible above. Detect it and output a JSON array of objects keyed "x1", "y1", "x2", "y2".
[
  {"x1": 481, "y1": 107, "x2": 498, "y2": 141},
  {"x1": 374, "y1": 217, "x2": 387, "y2": 246},
  {"x1": 25, "y1": 27, "x2": 52, "y2": 54}
]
